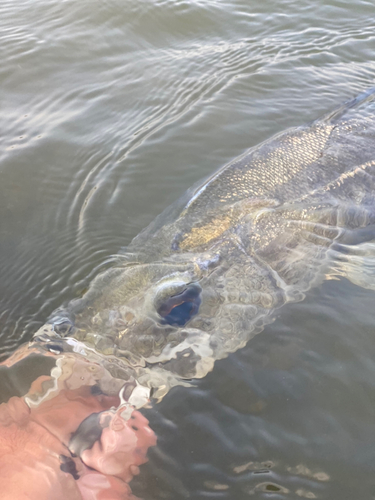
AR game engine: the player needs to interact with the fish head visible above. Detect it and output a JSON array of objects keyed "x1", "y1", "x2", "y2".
[
  {"x1": 45, "y1": 258, "x2": 220, "y2": 382},
  {"x1": 41, "y1": 249, "x2": 279, "y2": 395}
]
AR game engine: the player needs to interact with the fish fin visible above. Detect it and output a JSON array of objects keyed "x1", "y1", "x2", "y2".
[
  {"x1": 254, "y1": 202, "x2": 375, "y2": 297},
  {"x1": 328, "y1": 241, "x2": 375, "y2": 291}
]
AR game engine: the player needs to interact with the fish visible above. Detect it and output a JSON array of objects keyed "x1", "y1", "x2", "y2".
[
  {"x1": 33, "y1": 87, "x2": 375, "y2": 400},
  {"x1": 2, "y1": 88, "x2": 375, "y2": 499}
]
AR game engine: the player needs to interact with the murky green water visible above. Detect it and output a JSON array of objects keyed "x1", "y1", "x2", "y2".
[{"x1": 1, "y1": 0, "x2": 375, "y2": 498}]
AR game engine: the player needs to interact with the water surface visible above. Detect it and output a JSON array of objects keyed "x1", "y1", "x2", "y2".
[{"x1": 1, "y1": 0, "x2": 375, "y2": 498}]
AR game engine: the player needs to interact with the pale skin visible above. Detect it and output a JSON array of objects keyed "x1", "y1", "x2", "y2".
[{"x1": 0, "y1": 349, "x2": 156, "y2": 500}]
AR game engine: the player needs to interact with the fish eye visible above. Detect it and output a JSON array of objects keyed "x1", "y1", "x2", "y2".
[{"x1": 156, "y1": 283, "x2": 202, "y2": 327}]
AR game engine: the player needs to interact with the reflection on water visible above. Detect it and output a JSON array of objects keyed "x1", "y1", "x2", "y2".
[{"x1": 1, "y1": 0, "x2": 375, "y2": 498}]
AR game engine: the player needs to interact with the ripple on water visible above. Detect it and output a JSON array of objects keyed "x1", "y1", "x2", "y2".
[{"x1": 1, "y1": 0, "x2": 375, "y2": 497}]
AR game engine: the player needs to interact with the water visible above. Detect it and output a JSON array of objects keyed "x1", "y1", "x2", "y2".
[{"x1": 1, "y1": 0, "x2": 375, "y2": 498}]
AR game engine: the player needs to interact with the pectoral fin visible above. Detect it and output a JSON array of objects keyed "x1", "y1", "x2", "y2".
[{"x1": 328, "y1": 241, "x2": 375, "y2": 290}]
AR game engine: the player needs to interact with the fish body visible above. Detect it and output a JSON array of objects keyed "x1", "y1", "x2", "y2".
[
  {"x1": 3, "y1": 90, "x2": 375, "y2": 498},
  {"x1": 37, "y1": 89, "x2": 375, "y2": 398}
]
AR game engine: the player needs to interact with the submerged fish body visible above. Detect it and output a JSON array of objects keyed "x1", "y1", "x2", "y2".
[
  {"x1": 35, "y1": 88, "x2": 375, "y2": 398},
  {"x1": 3, "y1": 90, "x2": 375, "y2": 498}
]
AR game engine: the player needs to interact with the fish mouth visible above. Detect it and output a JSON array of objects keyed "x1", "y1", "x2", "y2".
[{"x1": 157, "y1": 283, "x2": 202, "y2": 327}]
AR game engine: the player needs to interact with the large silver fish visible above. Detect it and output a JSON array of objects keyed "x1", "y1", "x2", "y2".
[{"x1": 35, "y1": 88, "x2": 375, "y2": 400}]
